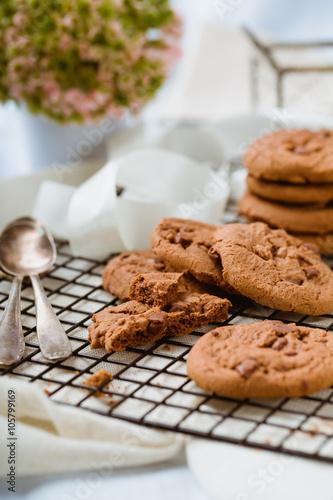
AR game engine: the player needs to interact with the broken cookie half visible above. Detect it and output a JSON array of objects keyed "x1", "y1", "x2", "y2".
[{"x1": 88, "y1": 294, "x2": 230, "y2": 352}]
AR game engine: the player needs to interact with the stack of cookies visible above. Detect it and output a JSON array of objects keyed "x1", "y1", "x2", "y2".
[{"x1": 239, "y1": 128, "x2": 333, "y2": 255}]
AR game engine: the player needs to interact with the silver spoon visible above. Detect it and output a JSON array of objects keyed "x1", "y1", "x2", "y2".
[{"x1": 0, "y1": 217, "x2": 72, "y2": 362}]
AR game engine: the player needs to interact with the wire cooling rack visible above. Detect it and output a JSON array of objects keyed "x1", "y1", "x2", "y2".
[{"x1": 2, "y1": 208, "x2": 333, "y2": 464}]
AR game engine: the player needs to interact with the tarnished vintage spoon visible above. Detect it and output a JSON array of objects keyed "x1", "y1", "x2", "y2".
[
  {"x1": 0, "y1": 217, "x2": 72, "y2": 362},
  {"x1": 0, "y1": 263, "x2": 24, "y2": 366}
]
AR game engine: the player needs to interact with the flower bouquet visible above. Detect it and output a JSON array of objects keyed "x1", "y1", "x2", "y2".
[{"x1": 0, "y1": 0, "x2": 182, "y2": 124}]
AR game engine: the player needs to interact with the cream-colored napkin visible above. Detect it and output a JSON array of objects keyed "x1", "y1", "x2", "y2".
[{"x1": 0, "y1": 377, "x2": 184, "y2": 476}]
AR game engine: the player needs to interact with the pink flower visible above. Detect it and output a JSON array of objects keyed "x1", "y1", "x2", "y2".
[
  {"x1": 106, "y1": 103, "x2": 126, "y2": 118},
  {"x1": 58, "y1": 34, "x2": 73, "y2": 51},
  {"x1": 4, "y1": 28, "x2": 17, "y2": 45},
  {"x1": 78, "y1": 42, "x2": 92, "y2": 60},
  {"x1": 87, "y1": 26, "x2": 99, "y2": 41},
  {"x1": 8, "y1": 56, "x2": 34, "y2": 75},
  {"x1": 12, "y1": 12, "x2": 28, "y2": 29},
  {"x1": 62, "y1": 14, "x2": 74, "y2": 29},
  {"x1": 165, "y1": 10, "x2": 183, "y2": 37},
  {"x1": 162, "y1": 43, "x2": 182, "y2": 68},
  {"x1": 91, "y1": 91, "x2": 108, "y2": 106},
  {"x1": 43, "y1": 80, "x2": 61, "y2": 104},
  {"x1": 64, "y1": 88, "x2": 84, "y2": 104},
  {"x1": 110, "y1": 20, "x2": 123, "y2": 37},
  {"x1": 111, "y1": 0, "x2": 124, "y2": 8}
]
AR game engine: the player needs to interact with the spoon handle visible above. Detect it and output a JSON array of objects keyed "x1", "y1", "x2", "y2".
[
  {"x1": 30, "y1": 274, "x2": 72, "y2": 361},
  {"x1": 0, "y1": 276, "x2": 25, "y2": 365}
]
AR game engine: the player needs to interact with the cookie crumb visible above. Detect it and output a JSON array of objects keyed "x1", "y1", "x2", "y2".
[{"x1": 84, "y1": 369, "x2": 113, "y2": 397}]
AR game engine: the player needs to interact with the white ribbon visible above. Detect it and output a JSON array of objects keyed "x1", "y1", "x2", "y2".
[{"x1": 33, "y1": 130, "x2": 230, "y2": 258}]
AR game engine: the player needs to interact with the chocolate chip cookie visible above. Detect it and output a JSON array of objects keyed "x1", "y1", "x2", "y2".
[
  {"x1": 212, "y1": 222, "x2": 333, "y2": 315},
  {"x1": 243, "y1": 128, "x2": 333, "y2": 184},
  {"x1": 102, "y1": 250, "x2": 171, "y2": 300},
  {"x1": 239, "y1": 190, "x2": 333, "y2": 235},
  {"x1": 88, "y1": 294, "x2": 231, "y2": 352},
  {"x1": 247, "y1": 174, "x2": 333, "y2": 205},
  {"x1": 187, "y1": 320, "x2": 333, "y2": 398},
  {"x1": 150, "y1": 218, "x2": 231, "y2": 290}
]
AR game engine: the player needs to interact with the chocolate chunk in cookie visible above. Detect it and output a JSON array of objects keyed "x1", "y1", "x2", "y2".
[
  {"x1": 88, "y1": 294, "x2": 230, "y2": 352},
  {"x1": 212, "y1": 222, "x2": 333, "y2": 315},
  {"x1": 236, "y1": 357, "x2": 259, "y2": 379},
  {"x1": 187, "y1": 320, "x2": 333, "y2": 398}
]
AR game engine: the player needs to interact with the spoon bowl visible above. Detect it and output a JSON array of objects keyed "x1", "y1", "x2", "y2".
[{"x1": 0, "y1": 217, "x2": 56, "y2": 277}]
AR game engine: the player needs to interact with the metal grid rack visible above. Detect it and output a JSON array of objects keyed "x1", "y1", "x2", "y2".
[{"x1": 2, "y1": 213, "x2": 333, "y2": 464}]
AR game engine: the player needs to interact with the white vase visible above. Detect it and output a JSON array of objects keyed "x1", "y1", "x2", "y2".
[
  {"x1": 1, "y1": 103, "x2": 137, "y2": 178},
  {"x1": 19, "y1": 107, "x2": 126, "y2": 170}
]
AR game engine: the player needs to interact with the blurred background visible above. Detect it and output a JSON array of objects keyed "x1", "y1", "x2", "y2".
[{"x1": 1, "y1": 0, "x2": 333, "y2": 179}]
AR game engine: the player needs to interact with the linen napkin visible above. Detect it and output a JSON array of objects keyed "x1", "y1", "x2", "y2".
[{"x1": 0, "y1": 377, "x2": 184, "y2": 477}]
